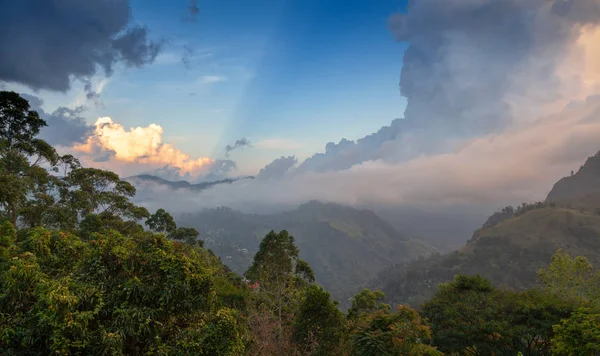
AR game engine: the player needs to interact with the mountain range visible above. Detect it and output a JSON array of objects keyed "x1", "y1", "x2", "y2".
[
  {"x1": 372, "y1": 150, "x2": 600, "y2": 306},
  {"x1": 126, "y1": 150, "x2": 600, "y2": 307},
  {"x1": 175, "y1": 201, "x2": 436, "y2": 304}
]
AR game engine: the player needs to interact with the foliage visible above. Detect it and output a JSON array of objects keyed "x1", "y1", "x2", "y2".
[
  {"x1": 552, "y1": 308, "x2": 600, "y2": 355},
  {"x1": 538, "y1": 249, "x2": 600, "y2": 305},
  {"x1": 347, "y1": 288, "x2": 389, "y2": 322},
  {"x1": 0, "y1": 226, "x2": 248, "y2": 355},
  {"x1": 421, "y1": 274, "x2": 576, "y2": 356},
  {"x1": 292, "y1": 284, "x2": 344, "y2": 356},
  {"x1": 352, "y1": 305, "x2": 441, "y2": 356}
]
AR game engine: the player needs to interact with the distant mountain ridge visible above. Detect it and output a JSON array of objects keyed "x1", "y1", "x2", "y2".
[
  {"x1": 177, "y1": 200, "x2": 436, "y2": 304},
  {"x1": 125, "y1": 174, "x2": 254, "y2": 191}
]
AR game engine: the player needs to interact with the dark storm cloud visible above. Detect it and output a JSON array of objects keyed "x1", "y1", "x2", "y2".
[
  {"x1": 225, "y1": 137, "x2": 252, "y2": 157},
  {"x1": 0, "y1": 0, "x2": 162, "y2": 92},
  {"x1": 20, "y1": 94, "x2": 92, "y2": 147},
  {"x1": 257, "y1": 156, "x2": 298, "y2": 180}
]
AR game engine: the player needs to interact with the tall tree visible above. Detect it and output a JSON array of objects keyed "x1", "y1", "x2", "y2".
[
  {"x1": 0, "y1": 91, "x2": 60, "y2": 225},
  {"x1": 245, "y1": 230, "x2": 314, "y2": 347},
  {"x1": 292, "y1": 284, "x2": 345, "y2": 355}
]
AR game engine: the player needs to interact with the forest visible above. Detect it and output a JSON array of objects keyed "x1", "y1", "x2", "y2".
[{"x1": 1, "y1": 90, "x2": 600, "y2": 355}]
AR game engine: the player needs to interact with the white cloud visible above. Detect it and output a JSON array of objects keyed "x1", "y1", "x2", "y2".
[{"x1": 134, "y1": 96, "x2": 600, "y2": 214}]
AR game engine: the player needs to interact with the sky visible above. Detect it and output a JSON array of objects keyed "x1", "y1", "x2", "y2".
[
  {"x1": 2, "y1": 0, "x2": 600, "y2": 213},
  {"x1": 2, "y1": 0, "x2": 410, "y2": 176}
]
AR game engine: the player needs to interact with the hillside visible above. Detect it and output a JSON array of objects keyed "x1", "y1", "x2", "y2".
[
  {"x1": 373, "y1": 206, "x2": 600, "y2": 306},
  {"x1": 547, "y1": 151, "x2": 600, "y2": 202},
  {"x1": 374, "y1": 151, "x2": 600, "y2": 306},
  {"x1": 177, "y1": 201, "x2": 436, "y2": 303}
]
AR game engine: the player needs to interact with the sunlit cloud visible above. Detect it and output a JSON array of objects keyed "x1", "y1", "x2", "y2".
[{"x1": 74, "y1": 117, "x2": 213, "y2": 176}]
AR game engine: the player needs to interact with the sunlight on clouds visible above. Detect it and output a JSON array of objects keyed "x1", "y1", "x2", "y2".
[{"x1": 74, "y1": 117, "x2": 213, "y2": 175}]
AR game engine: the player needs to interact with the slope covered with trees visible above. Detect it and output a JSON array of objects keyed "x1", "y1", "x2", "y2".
[
  {"x1": 374, "y1": 152, "x2": 600, "y2": 306},
  {"x1": 178, "y1": 201, "x2": 436, "y2": 304},
  {"x1": 2, "y1": 91, "x2": 600, "y2": 355}
]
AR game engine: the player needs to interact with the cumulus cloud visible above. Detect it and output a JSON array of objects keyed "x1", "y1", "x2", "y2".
[
  {"x1": 127, "y1": 0, "x2": 600, "y2": 215},
  {"x1": 225, "y1": 137, "x2": 251, "y2": 157},
  {"x1": 0, "y1": 0, "x2": 162, "y2": 92},
  {"x1": 20, "y1": 94, "x2": 92, "y2": 147},
  {"x1": 74, "y1": 117, "x2": 213, "y2": 177},
  {"x1": 287, "y1": 0, "x2": 600, "y2": 176}
]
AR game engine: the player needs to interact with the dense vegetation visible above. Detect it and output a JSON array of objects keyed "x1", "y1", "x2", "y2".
[
  {"x1": 176, "y1": 201, "x2": 436, "y2": 304},
  {"x1": 1, "y1": 91, "x2": 600, "y2": 354}
]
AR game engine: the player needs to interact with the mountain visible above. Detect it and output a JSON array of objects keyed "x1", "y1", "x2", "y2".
[
  {"x1": 125, "y1": 174, "x2": 254, "y2": 191},
  {"x1": 372, "y1": 205, "x2": 488, "y2": 252},
  {"x1": 177, "y1": 200, "x2": 437, "y2": 304},
  {"x1": 373, "y1": 151, "x2": 600, "y2": 306},
  {"x1": 546, "y1": 151, "x2": 600, "y2": 211}
]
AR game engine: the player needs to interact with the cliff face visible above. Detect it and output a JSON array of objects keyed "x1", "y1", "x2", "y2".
[{"x1": 546, "y1": 151, "x2": 600, "y2": 204}]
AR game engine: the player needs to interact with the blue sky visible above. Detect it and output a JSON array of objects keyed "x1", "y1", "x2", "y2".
[{"x1": 20, "y1": 0, "x2": 410, "y2": 175}]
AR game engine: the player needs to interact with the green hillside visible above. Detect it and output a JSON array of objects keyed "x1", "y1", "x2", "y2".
[
  {"x1": 374, "y1": 151, "x2": 600, "y2": 306},
  {"x1": 178, "y1": 201, "x2": 436, "y2": 303},
  {"x1": 374, "y1": 206, "x2": 600, "y2": 306}
]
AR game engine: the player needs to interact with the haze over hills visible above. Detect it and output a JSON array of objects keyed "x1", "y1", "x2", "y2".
[
  {"x1": 175, "y1": 200, "x2": 436, "y2": 304},
  {"x1": 373, "y1": 150, "x2": 600, "y2": 306}
]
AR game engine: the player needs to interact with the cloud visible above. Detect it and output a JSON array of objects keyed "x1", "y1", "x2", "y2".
[
  {"x1": 129, "y1": 1, "x2": 600, "y2": 214},
  {"x1": 185, "y1": 0, "x2": 200, "y2": 22},
  {"x1": 282, "y1": 0, "x2": 600, "y2": 175},
  {"x1": 225, "y1": 137, "x2": 251, "y2": 157},
  {"x1": 0, "y1": 0, "x2": 162, "y2": 92},
  {"x1": 20, "y1": 94, "x2": 92, "y2": 147},
  {"x1": 257, "y1": 156, "x2": 298, "y2": 180},
  {"x1": 135, "y1": 96, "x2": 600, "y2": 214},
  {"x1": 198, "y1": 75, "x2": 227, "y2": 84},
  {"x1": 74, "y1": 117, "x2": 213, "y2": 177},
  {"x1": 182, "y1": 45, "x2": 194, "y2": 70}
]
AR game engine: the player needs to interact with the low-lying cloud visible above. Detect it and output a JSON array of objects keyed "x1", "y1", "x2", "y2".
[{"x1": 134, "y1": 96, "x2": 600, "y2": 213}]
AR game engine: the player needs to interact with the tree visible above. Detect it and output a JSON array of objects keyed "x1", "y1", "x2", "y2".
[
  {"x1": 0, "y1": 226, "x2": 249, "y2": 355},
  {"x1": 552, "y1": 308, "x2": 600, "y2": 355},
  {"x1": 0, "y1": 91, "x2": 60, "y2": 225},
  {"x1": 146, "y1": 208, "x2": 202, "y2": 246},
  {"x1": 292, "y1": 284, "x2": 344, "y2": 355},
  {"x1": 352, "y1": 305, "x2": 441, "y2": 356},
  {"x1": 421, "y1": 274, "x2": 575, "y2": 356},
  {"x1": 245, "y1": 230, "x2": 315, "y2": 351},
  {"x1": 347, "y1": 288, "x2": 389, "y2": 322},
  {"x1": 538, "y1": 250, "x2": 600, "y2": 305}
]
